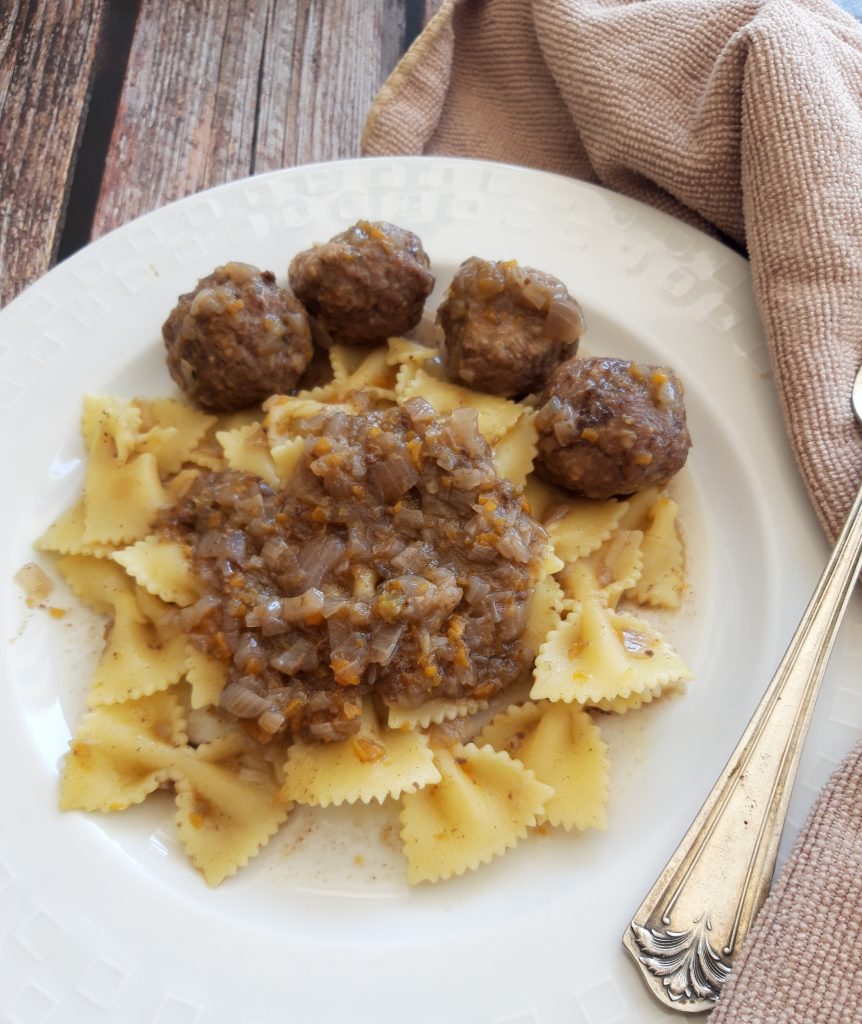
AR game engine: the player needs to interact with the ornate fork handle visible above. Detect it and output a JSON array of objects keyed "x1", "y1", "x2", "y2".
[{"x1": 623, "y1": 475, "x2": 862, "y2": 1013}]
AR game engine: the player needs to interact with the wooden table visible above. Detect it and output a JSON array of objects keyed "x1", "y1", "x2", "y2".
[{"x1": 0, "y1": 0, "x2": 441, "y2": 309}]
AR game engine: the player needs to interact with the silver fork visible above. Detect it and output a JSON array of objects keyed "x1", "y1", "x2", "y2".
[{"x1": 623, "y1": 362, "x2": 862, "y2": 1013}]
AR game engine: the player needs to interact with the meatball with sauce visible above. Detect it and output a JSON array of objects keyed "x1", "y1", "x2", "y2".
[
  {"x1": 436, "y1": 257, "x2": 586, "y2": 398},
  {"x1": 163, "y1": 262, "x2": 313, "y2": 412},
  {"x1": 288, "y1": 220, "x2": 435, "y2": 346},
  {"x1": 534, "y1": 357, "x2": 691, "y2": 499}
]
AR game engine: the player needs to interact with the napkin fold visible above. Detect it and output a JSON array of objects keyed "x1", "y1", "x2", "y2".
[{"x1": 362, "y1": 1, "x2": 862, "y2": 1019}]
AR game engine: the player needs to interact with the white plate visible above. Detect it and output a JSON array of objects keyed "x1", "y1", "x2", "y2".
[{"x1": 2, "y1": 157, "x2": 860, "y2": 1024}]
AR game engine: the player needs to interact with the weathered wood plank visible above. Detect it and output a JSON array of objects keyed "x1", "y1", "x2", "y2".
[
  {"x1": 92, "y1": 0, "x2": 268, "y2": 239},
  {"x1": 0, "y1": 0, "x2": 104, "y2": 306},
  {"x1": 92, "y1": 0, "x2": 410, "y2": 238},
  {"x1": 253, "y1": 0, "x2": 405, "y2": 172}
]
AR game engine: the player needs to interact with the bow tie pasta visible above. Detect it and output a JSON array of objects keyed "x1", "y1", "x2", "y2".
[
  {"x1": 36, "y1": 335, "x2": 692, "y2": 886},
  {"x1": 36, "y1": 227, "x2": 692, "y2": 888}
]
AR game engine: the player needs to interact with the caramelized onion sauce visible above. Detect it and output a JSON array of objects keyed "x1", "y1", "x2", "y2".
[{"x1": 158, "y1": 398, "x2": 547, "y2": 744}]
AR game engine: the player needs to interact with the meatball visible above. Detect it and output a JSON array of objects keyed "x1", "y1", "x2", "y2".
[
  {"x1": 288, "y1": 220, "x2": 435, "y2": 346},
  {"x1": 436, "y1": 257, "x2": 585, "y2": 398},
  {"x1": 534, "y1": 357, "x2": 691, "y2": 499},
  {"x1": 163, "y1": 262, "x2": 313, "y2": 412}
]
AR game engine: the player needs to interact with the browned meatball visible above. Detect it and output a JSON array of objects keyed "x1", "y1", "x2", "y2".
[
  {"x1": 436, "y1": 257, "x2": 585, "y2": 398},
  {"x1": 534, "y1": 357, "x2": 691, "y2": 499},
  {"x1": 288, "y1": 220, "x2": 435, "y2": 346},
  {"x1": 163, "y1": 262, "x2": 313, "y2": 412}
]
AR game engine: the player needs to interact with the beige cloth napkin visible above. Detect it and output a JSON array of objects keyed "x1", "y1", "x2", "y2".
[{"x1": 362, "y1": 1, "x2": 862, "y2": 1019}]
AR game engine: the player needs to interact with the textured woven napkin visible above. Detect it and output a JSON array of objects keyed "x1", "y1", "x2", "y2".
[{"x1": 362, "y1": 1, "x2": 862, "y2": 1019}]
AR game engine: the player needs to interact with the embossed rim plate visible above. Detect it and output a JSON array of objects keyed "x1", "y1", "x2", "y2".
[{"x1": 2, "y1": 158, "x2": 860, "y2": 1024}]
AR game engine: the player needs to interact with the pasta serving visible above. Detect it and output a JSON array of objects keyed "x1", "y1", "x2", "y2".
[{"x1": 38, "y1": 334, "x2": 692, "y2": 886}]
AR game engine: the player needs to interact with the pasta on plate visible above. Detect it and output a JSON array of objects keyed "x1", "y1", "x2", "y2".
[{"x1": 37, "y1": 336, "x2": 692, "y2": 886}]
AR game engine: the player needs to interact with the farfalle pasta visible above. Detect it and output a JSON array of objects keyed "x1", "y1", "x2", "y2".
[
  {"x1": 400, "y1": 743, "x2": 554, "y2": 883},
  {"x1": 531, "y1": 594, "x2": 693, "y2": 707},
  {"x1": 112, "y1": 536, "x2": 199, "y2": 607},
  {"x1": 281, "y1": 702, "x2": 440, "y2": 807},
  {"x1": 626, "y1": 495, "x2": 686, "y2": 608},
  {"x1": 395, "y1": 364, "x2": 523, "y2": 443},
  {"x1": 477, "y1": 701, "x2": 609, "y2": 831},
  {"x1": 39, "y1": 333, "x2": 694, "y2": 887}
]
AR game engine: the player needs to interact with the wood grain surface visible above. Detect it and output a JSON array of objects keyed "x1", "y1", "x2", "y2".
[
  {"x1": 0, "y1": 0, "x2": 442, "y2": 308},
  {"x1": 93, "y1": 0, "x2": 411, "y2": 237},
  {"x1": 0, "y1": 0, "x2": 105, "y2": 306}
]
